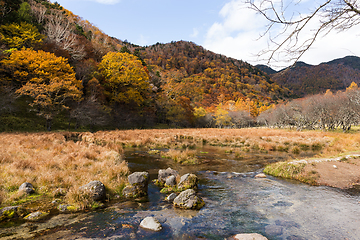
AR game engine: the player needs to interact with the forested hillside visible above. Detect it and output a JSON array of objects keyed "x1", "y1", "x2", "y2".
[
  {"x1": 271, "y1": 57, "x2": 360, "y2": 97},
  {"x1": 0, "y1": 0, "x2": 290, "y2": 131}
]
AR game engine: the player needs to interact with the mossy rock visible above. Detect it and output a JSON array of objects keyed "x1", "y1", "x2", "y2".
[
  {"x1": 173, "y1": 189, "x2": 205, "y2": 210},
  {"x1": 160, "y1": 186, "x2": 178, "y2": 194},
  {"x1": 177, "y1": 173, "x2": 198, "y2": 191},
  {"x1": 0, "y1": 206, "x2": 26, "y2": 221},
  {"x1": 24, "y1": 211, "x2": 49, "y2": 221},
  {"x1": 122, "y1": 184, "x2": 148, "y2": 198},
  {"x1": 91, "y1": 201, "x2": 105, "y2": 210},
  {"x1": 57, "y1": 204, "x2": 78, "y2": 213}
]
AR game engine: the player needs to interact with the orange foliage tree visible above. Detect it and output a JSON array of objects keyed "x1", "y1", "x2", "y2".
[
  {"x1": 1, "y1": 48, "x2": 83, "y2": 130},
  {"x1": 98, "y1": 52, "x2": 151, "y2": 106}
]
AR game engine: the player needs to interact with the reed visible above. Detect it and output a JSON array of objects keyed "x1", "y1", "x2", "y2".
[
  {"x1": 0, "y1": 132, "x2": 129, "y2": 207},
  {"x1": 161, "y1": 149, "x2": 199, "y2": 165}
]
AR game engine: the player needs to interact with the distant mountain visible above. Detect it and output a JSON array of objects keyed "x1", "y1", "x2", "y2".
[
  {"x1": 326, "y1": 56, "x2": 360, "y2": 71},
  {"x1": 271, "y1": 56, "x2": 360, "y2": 97},
  {"x1": 255, "y1": 64, "x2": 277, "y2": 75}
]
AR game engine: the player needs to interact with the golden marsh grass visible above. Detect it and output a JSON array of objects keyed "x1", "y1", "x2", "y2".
[
  {"x1": 1, "y1": 128, "x2": 360, "y2": 208},
  {"x1": 0, "y1": 132, "x2": 129, "y2": 207}
]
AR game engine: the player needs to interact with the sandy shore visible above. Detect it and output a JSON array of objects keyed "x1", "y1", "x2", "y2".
[{"x1": 290, "y1": 154, "x2": 360, "y2": 189}]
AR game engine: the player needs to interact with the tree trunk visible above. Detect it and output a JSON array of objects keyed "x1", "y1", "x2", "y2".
[{"x1": 46, "y1": 118, "x2": 52, "y2": 131}]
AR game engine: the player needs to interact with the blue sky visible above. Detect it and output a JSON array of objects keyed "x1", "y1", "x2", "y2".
[{"x1": 55, "y1": 0, "x2": 360, "y2": 70}]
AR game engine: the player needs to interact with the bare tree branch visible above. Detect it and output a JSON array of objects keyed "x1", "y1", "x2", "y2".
[{"x1": 245, "y1": 0, "x2": 360, "y2": 66}]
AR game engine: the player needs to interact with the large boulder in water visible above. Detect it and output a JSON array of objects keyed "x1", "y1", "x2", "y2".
[
  {"x1": 173, "y1": 189, "x2": 205, "y2": 210},
  {"x1": 139, "y1": 217, "x2": 162, "y2": 231},
  {"x1": 122, "y1": 171, "x2": 149, "y2": 198},
  {"x1": 157, "y1": 168, "x2": 179, "y2": 186},
  {"x1": 128, "y1": 171, "x2": 149, "y2": 188},
  {"x1": 79, "y1": 180, "x2": 106, "y2": 201},
  {"x1": 177, "y1": 173, "x2": 198, "y2": 191},
  {"x1": 230, "y1": 233, "x2": 268, "y2": 240}
]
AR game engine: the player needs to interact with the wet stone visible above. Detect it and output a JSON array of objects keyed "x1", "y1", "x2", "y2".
[
  {"x1": 255, "y1": 173, "x2": 267, "y2": 178},
  {"x1": 139, "y1": 217, "x2": 162, "y2": 231},
  {"x1": 165, "y1": 175, "x2": 176, "y2": 186},
  {"x1": 173, "y1": 189, "x2": 205, "y2": 210},
  {"x1": 231, "y1": 233, "x2": 268, "y2": 240},
  {"x1": 128, "y1": 171, "x2": 149, "y2": 187},
  {"x1": 165, "y1": 193, "x2": 177, "y2": 202},
  {"x1": 123, "y1": 172, "x2": 150, "y2": 198},
  {"x1": 158, "y1": 168, "x2": 179, "y2": 184},
  {"x1": 177, "y1": 173, "x2": 198, "y2": 191}
]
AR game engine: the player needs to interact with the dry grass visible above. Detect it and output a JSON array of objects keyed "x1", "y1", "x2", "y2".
[
  {"x1": 161, "y1": 149, "x2": 199, "y2": 165},
  {"x1": 0, "y1": 132, "x2": 129, "y2": 207},
  {"x1": 2, "y1": 127, "x2": 360, "y2": 208},
  {"x1": 81, "y1": 128, "x2": 360, "y2": 157}
]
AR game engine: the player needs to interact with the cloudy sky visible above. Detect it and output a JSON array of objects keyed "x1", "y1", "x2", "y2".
[{"x1": 55, "y1": 0, "x2": 360, "y2": 70}]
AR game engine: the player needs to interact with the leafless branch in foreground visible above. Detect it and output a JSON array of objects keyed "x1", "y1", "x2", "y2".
[{"x1": 245, "y1": 0, "x2": 360, "y2": 66}]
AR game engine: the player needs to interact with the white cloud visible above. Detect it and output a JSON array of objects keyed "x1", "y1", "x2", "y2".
[
  {"x1": 204, "y1": 0, "x2": 269, "y2": 65},
  {"x1": 204, "y1": 0, "x2": 360, "y2": 70}
]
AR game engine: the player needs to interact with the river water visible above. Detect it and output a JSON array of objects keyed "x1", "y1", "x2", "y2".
[{"x1": 2, "y1": 147, "x2": 360, "y2": 239}]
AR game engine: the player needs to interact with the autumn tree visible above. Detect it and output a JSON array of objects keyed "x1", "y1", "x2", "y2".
[
  {"x1": 214, "y1": 103, "x2": 232, "y2": 128},
  {"x1": 1, "y1": 48, "x2": 83, "y2": 130},
  {"x1": 98, "y1": 52, "x2": 151, "y2": 106},
  {"x1": 0, "y1": 22, "x2": 44, "y2": 49}
]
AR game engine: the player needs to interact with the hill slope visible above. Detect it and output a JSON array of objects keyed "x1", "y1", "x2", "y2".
[
  {"x1": 271, "y1": 56, "x2": 360, "y2": 97},
  {"x1": 0, "y1": 0, "x2": 290, "y2": 129},
  {"x1": 136, "y1": 41, "x2": 291, "y2": 106}
]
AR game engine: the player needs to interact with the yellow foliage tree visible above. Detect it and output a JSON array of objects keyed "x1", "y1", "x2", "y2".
[
  {"x1": 235, "y1": 98, "x2": 259, "y2": 117},
  {"x1": 1, "y1": 48, "x2": 83, "y2": 130},
  {"x1": 0, "y1": 22, "x2": 44, "y2": 49},
  {"x1": 194, "y1": 106, "x2": 207, "y2": 119},
  {"x1": 214, "y1": 103, "x2": 232, "y2": 128},
  {"x1": 346, "y1": 82, "x2": 359, "y2": 91},
  {"x1": 98, "y1": 52, "x2": 151, "y2": 105}
]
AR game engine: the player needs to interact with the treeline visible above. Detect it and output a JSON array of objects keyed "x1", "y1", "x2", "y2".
[
  {"x1": 257, "y1": 83, "x2": 360, "y2": 132},
  {"x1": 0, "y1": 0, "x2": 291, "y2": 131}
]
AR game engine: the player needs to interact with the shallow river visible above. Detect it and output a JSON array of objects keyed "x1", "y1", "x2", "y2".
[{"x1": 2, "y1": 147, "x2": 360, "y2": 239}]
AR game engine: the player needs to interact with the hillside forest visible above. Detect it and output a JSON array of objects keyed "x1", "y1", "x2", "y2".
[{"x1": 0, "y1": 0, "x2": 359, "y2": 132}]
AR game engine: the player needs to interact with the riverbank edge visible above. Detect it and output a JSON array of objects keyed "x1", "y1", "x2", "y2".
[{"x1": 263, "y1": 153, "x2": 360, "y2": 189}]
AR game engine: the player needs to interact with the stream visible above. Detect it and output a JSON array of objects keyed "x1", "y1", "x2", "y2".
[{"x1": 1, "y1": 147, "x2": 360, "y2": 239}]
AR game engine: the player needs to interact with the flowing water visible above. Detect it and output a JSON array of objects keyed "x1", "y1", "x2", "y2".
[{"x1": 1, "y1": 147, "x2": 360, "y2": 239}]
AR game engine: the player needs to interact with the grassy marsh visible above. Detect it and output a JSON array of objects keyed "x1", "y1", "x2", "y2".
[{"x1": 1, "y1": 127, "x2": 360, "y2": 210}]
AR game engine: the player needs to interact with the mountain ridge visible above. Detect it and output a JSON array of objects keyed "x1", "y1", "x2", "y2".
[{"x1": 256, "y1": 56, "x2": 360, "y2": 97}]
